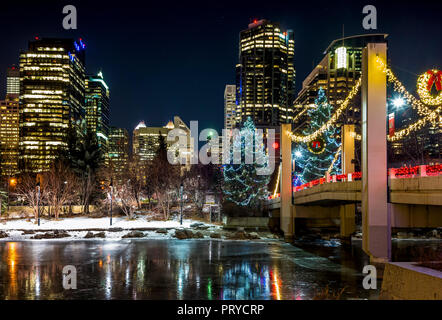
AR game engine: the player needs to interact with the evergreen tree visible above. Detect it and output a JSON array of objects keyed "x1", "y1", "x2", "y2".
[
  {"x1": 295, "y1": 88, "x2": 341, "y2": 183},
  {"x1": 60, "y1": 127, "x2": 103, "y2": 213},
  {"x1": 222, "y1": 117, "x2": 270, "y2": 208},
  {"x1": 0, "y1": 189, "x2": 6, "y2": 215}
]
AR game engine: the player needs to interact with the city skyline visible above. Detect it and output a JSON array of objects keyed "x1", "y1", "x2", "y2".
[
  {"x1": 0, "y1": 1, "x2": 441, "y2": 306},
  {"x1": 0, "y1": 0, "x2": 441, "y2": 134}
]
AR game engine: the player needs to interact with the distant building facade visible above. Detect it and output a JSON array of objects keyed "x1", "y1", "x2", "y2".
[
  {"x1": 19, "y1": 38, "x2": 86, "y2": 172},
  {"x1": 132, "y1": 116, "x2": 192, "y2": 165},
  {"x1": 6, "y1": 65, "x2": 20, "y2": 95},
  {"x1": 108, "y1": 126, "x2": 129, "y2": 181},
  {"x1": 0, "y1": 66, "x2": 20, "y2": 176},
  {"x1": 224, "y1": 85, "x2": 236, "y2": 130},
  {"x1": 0, "y1": 94, "x2": 19, "y2": 176}
]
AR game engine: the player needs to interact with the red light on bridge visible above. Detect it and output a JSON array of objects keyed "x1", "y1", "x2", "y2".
[{"x1": 272, "y1": 142, "x2": 279, "y2": 149}]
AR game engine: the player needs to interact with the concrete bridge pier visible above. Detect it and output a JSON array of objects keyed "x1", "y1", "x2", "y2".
[
  {"x1": 280, "y1": 123, "x2": 294, "y2": 242},
  {"x1": 340, "y1": 204, "x2": 356, "y2": 238},
  {"x1": 361, "y1": 42, "x2": 391, "y2": 263},
  {"x1": 340, "y1": 124, "x2": 356, "y2": 239}
]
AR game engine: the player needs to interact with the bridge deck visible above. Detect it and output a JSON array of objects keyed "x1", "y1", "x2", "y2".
[{"x1": 267, "y1": 175, "x2": 442, "y2": 208}]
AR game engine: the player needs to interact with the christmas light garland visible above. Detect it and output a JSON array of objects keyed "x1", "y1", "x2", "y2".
[
  {"x1": 376, "y1": 57, "x2": 436, "y2": 117},
  {"x1": 273, "y1": 164, "x2": 281, "y2": 197},
  {"x1": 287, "y1": 78, "x2": 361, "y2": 143},
  {"x1": 288, "y1": 58, "x2": 440, "y2": 144},
  {"x1": 327, "y1": 145, "x2": 342, "y2": 174}
]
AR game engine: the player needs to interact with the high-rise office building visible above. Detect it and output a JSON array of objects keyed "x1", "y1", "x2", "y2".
[
  {"x1": 235, "y1": 19, "x2": 295, "y2": 127},
  {"x1": 0, "y1": 66, "x2": 20, "y2": 176},
  {"x1": 224, "y1": 85, "x2": 236, "y2": 130},
  {"x1": 85, "y1": 71, "x2": 110, "y2": 156},
  {"x1": 293, "y1": 34, "x2": 388, "y2": 131},
  {"x1": 108, "y1": 126, "x2": 129, "y2": 181},
  {"x1": 6, "y1": 65, "x2": 20, "y2": 95},
  {"x1": 19, "y1": 37, "x2": 86, "y2": 172},
  {"x1": 132, "y1": 116, "x2": 192, "y2": 165},
  {"x1": 0, "y1": 96, "x2": 19, "y2": 176}
]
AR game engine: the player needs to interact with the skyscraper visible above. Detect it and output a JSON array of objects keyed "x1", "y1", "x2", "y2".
[
  {"x1": 108, "y1": 126, "x2": 129, "y2": 182},
  {"x1": 6, "y1": 65, "x2": 20, "y2": 95},
  {"x1": 19, "y1": 37, "x2": 86, "y2": 172},
  {"x1": 235, "y1": 19, "x2": 295, "y2": 127},
  {"x1": 293, "y1": 34, "x2": 388, "y2": 131},
  {"x1": 0, "y1": 101, "x2": 19, "y2": 176},
  {"x1": 0, "y1": 66, "x2": 20, "y2": 176},
  {"x1": 85, "y1": 71, "x2": 110, "y2": 157},
  {"x1": 132, "y1": 116, "x2": 192, "y2": 165},
  {"x1": 224, "y1": 85, "x2": 236, "y2": 130}
]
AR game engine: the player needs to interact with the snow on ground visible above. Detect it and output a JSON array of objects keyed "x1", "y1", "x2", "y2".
[
  {"x1": 0, "y1": 216, "x2": 280, "y2": 242},
  {"x1": 2, "y1": 229, "x2": 185, "y2": 242},
  {"x1": 0, "y1": 216, "x2": 215, "y2": 231},
  {"x1": 0, "y1": 216, "x2": 224, "y2": 241}
]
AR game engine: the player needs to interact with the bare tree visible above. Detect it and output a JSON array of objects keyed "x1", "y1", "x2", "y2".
[
  {"x1": 113, "y1": 179, "x2": 138, "y2": 219},
  {"x1": 14, "y1": 173, "x2": 48, "y2": 223},
  {"x1": 183, "y1": 163, "x2": 211, "y2": 213},
  {"x1": 44, "y1": 161, "x2": 80, "y2": 220},
  {"x1": 127, "y1": 156, "x2": 145, "y2": 209},
  {"x1": 149, "y1": 135, "x2": 180, "y2": 220}
]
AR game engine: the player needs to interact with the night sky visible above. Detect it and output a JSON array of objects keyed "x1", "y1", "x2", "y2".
[{"x1": 0, "y1": 0, "x2": 441, "y2": 134}]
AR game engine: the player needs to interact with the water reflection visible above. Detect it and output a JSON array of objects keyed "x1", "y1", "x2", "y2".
[{"x1": 2, "y1": 239, "x2": 434, "y2": 300}]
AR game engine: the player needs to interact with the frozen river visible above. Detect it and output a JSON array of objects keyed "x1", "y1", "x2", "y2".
[{"x1": 0, "y1": 239, "x2": 439, "y2": 300}]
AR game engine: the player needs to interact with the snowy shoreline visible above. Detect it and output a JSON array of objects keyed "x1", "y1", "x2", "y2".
[
  {"x1": 0, "y1": 216, "x2": 280, "y2": 242},
  {"x1": 0, "y1": 216, "x2": 208, "y2": 231}
]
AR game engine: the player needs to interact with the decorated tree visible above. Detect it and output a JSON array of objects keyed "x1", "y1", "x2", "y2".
[
  {"x1": 295, "y1": 88, "x2": 341, "y2": 183},
  {"x1": 222, "y1": 117, "x2": 270, "y2": 210}
]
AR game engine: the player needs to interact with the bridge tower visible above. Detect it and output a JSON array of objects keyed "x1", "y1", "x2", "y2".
[
  {"x1": 340, "y1": 124, "x2": 356, "y2": 238},
  {"x1": 361, "y1": 43, "x2": 391, "y2": 262},
  {"x1": 280, "y1": 123, "x2": 294, "y2": 241}
]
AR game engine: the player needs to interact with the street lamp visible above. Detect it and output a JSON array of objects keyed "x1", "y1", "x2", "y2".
[
  {"x1": 109, "y1": 178, "x2": 113, "y2": 226},
  {"x1": 180, "y1": 182, "x2": 184, "y2": 225},
  {"x1": 392, "y1": 97, "x2": 405, "y2": 109},
  {"x1": 36, "y1": 181, "x2": 40, "y2": 226}
]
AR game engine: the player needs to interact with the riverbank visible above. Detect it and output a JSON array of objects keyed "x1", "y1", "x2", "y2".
[{"x1": 0, "y1": 216, "x2": 281, "y2": 241}]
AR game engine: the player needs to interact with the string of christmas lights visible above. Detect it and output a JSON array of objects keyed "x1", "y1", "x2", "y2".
[
  {"x1": 273, "y1": 163, "x2": 281, "y2": 197},
  {"x1": 287, "y1": 78, "x2": 361, "y2": 143},
  {"x1": 376, "y1": 56, "x2": 435, "y2": 117},
  {"x1": 387, "y1": 108, "x2": 441, "y2": 141},
  {"x1": 222, "y1": 117, "x2": 270, "y2": 207},
  {"x1": 327, "y1": 145, "x2": 342, "y2": 174},
  {"x1": 288, "y1": 58, "x2": 440, "y2": 144},
  {"x1": 295, "y1": 88, "x2": 341, "y2": 183}
]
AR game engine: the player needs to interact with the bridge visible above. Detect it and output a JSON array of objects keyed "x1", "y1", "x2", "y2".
[
  {"x1": 268, "y1": 165, "x2": 442, "y2": 234},
  {"x1": 266, "y1": 42, "x2": 442, "y2": 263}
]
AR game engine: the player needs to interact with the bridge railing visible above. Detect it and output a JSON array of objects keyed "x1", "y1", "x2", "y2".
[{"x1": 268, "y1": 164, "x2": 442, "y2": 199}]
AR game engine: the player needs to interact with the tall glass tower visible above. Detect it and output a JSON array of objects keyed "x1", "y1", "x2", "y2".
[
  {"x1": 235, "y1": 19, "x2": 295, "y2": 127},
  {"x1": 19, "y1": 37, "x2": 86, "y2": 172},
  {"x1": 86, "y1": 71, "x2": 110, "y2": 158}
]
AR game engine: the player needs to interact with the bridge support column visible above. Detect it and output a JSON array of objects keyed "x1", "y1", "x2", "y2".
[
  {"x1": 341, "y1": 124, "x2": 355, "y2": 174},
  {"x1": 361, "y1": 43, "x2": 391, "y2": 262},
  {"x1": 280, "y1": 123, "x2": 294, "y2": 241},
  {"x1": 340, "y1": 204, "x2": 356, "y2": 238}
]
